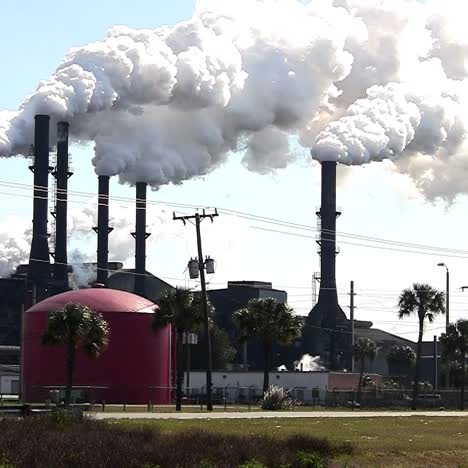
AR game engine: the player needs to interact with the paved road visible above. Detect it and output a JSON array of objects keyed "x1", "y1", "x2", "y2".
[{"x1": 91, "y1": 410, "x2": 468, "y2": 420}]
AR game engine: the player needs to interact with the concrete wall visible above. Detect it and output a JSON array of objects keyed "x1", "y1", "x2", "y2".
[
  {"x1": 189, "y1": 371, "x2": 330, "y2": 401},
  {"x1": 328, "y1": 372, "x2": 382, "y2": 390}
]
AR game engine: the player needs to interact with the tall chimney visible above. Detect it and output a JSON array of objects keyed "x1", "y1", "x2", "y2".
[
  {"x1": 304, "y1": 161, "x2": 350, "y2": 370},
  {"x1": 53, "y1": 122, "x2": 72, "y2": 292},
  {"x1": 28, "y1": 115, "x2": 52, "y2": 302},
  {"x1": 93, "y1": 176, "x2": 113, "y2": 285},
  {"x1": 131, "y1": 182, "x2": 150, "y2": 297}
]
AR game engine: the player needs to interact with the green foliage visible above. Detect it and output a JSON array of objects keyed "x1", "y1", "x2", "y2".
[
  {"x1": 191, "y1": 324, "x2": 236, "y2": 370},
  {"x1": 0, "y1": 458, "x2": 14, "y2": 468},
  {"x1": 297, "y1": 451, "x2": 325, "y2": 468},
  {"x1": 260, "y1": 385, "x2": 293, "y2": 410},
  {"x1": 47, "y1": 409, "x2": 82, "y2": 426},
  {"x1": 152, "y1": 287, "x2": 207, "y2": 333},
  {"x1": 387, "y1": 345, "x2": 416, "y2": 368},
  {"x1": 440, "y1": 319, "x2": 468, "y2": 365},
  {"x1": 353, "y1": 338, "x2": 377, "y2": 362},
  {"x1": 234, "y1": 298, "x2": 303, "y2": 346},
  {"x1": 362, "y1": 375, "x2": 375, "y2": 388},
  {"x1": 239, "y1": 460, "x2": 266, "y2": 468},
  {"x1": 42, "y1": 303, "x2": 109, "y2": 357},
  {"x1": 398, "y1": 283, "x2": 445, "y2": 323},
  {"x1": 416, "y1": 381, "x2": 433, "y2": 392},
  {"x1": 398, "y1": 283, "x2": 445, "y2": 409}
]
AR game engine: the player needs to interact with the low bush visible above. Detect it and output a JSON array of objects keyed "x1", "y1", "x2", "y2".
[
  {"x1": 260, "y1": 385, "x2": 294, "y2": 410},
  {"x1": 0, "y1": 416, "x2": 352, "y2": 467}
]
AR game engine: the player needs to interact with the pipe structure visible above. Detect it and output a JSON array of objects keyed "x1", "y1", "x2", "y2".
[
  {"x1": 28, "y1": 115, "x2": 52, "y2": 301},
  {"x1": 304, "y1": 161, "x2": 349, "y2": 370},
  {"x1": 131, "y1": 182, "x2": 150, "y2": 297},
  {"x1": 93, "y1": 176, "x2": 113, "y2": 286},
  {"x1": 53, "y1": 122, "x2": 72, "y2": 292}
]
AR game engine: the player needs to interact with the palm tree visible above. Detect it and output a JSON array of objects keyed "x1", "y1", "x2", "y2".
[
  {"x1": 42, "y1": 303, "x2": 109, "y2": 408},
  {"x1": 353, "y1": 337, "x2": 377, "y2": 405},
  {"x1": 440, "y1": 319, "x2": 468, "y2": 410},
  {"x1": 152, "y1": 287, "x2": 205, "y2": 411},
  {"x1": 233, "y1": 298, "x2": 303, "y2": 394},
  {"x1": 398, "y1": 283, "x2": 445, "y2": 410}
]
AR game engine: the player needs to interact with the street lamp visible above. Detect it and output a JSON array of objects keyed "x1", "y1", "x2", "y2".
[{"x1": 437, "y1": 263, "x2": 449, "y2": 331}]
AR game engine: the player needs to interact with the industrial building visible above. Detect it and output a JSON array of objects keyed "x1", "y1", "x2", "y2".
[
  {"x1": 206, "y1": 281, "x2": 302, "y2": 371},
  {"x1": 0, "y1": 113, "x2": 443, "y2": 403}
]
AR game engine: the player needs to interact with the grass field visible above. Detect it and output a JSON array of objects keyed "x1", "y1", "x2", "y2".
[{"x1": 120, "y1": 416, "x2": 468, "y2": 467}]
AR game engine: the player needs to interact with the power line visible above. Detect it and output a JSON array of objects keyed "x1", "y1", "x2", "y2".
[{"x1": 2, "y1": 179, "x2": 468, "y2": 257}]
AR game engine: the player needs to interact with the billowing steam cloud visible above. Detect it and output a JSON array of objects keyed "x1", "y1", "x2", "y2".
[
  {"x1": 294, "y1": 354, "x2": 326, "y2": 372},
  {"x1": 0, "y1": 198, "x2": 249, "y2": 281},
  {"x1": 0, "y1": 217, "x2": 31, "y2": 277},
  {"x1": 1, "y1": 0, "x2": 468, "y2": 199}
]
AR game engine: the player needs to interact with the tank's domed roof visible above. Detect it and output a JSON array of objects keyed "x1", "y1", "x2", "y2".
[{"x1": 27, "y1": 287, "x2": 157, "y2": 314}]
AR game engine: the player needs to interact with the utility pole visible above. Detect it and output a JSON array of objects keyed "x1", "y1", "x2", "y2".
[
  {"x1": 349, "y1": 280, "x2": 356, "y2": 373},
  {"x1": 173, "y1": 209, "x2": 218, "y2": 411},
  {"x1": 433, "y1": 335, "x2": 438, "y2": 392}
]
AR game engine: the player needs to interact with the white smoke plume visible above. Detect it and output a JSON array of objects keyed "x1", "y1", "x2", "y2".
[
  {"x1": 68, "y1": 249, "x2": 96, "y2": 289},
  {"x1": 1, "y1": 0, "x2": 468, "y2": 200},
  {"x1": 0, "y1": 197, "x2": 250, "y2": 281},
  {"x1": 295, "y1": 354, "x2": 326, "y2": 372},
  {"x1": 0, "y1": 217, "x2": 31, "y2": 278}
]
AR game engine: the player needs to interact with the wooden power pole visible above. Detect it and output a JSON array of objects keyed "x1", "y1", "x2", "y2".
[{"x1": 173, "y1": 209, "x2": 218, "y2": 411}]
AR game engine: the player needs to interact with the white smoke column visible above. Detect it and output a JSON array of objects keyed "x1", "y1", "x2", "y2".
[
  {"x1": 1, "y1": 1, "x2": 468, "y2": 200},
  {"x1": 0, "y1": 217, "x2": 31, "y2": 277},
  {"x1": 68, "y1": 249, "x2": 96, "y2": 289},
  {"x1": 295, "y1": 354, "x2": 326, "y2": 372}
]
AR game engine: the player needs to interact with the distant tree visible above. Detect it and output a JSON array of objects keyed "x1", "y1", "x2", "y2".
[
  {"x1": 353, "y1": 338, "x2": 377, "y2": 405},
  {"x1": 42, "y1": 303, "x2": 109, "y2": 408},
  {"x1": 386, "y1": 345, "x2": 416, "y2": 377},
  {"x1": 234, "y1": 298, "x2": 303, "y2": 394},
  {"x1": 398, "y1": 283, "x2": 445, "y2": 410},
  {"x1": 191, "y1": 324, "x2": 236, "y2": 371},
  {"x1": 152, "y1": 287, "x2": 205, "y2": 411},
  {"x1": 440, "y1": 319, "x2": 468, "y2": 410}
]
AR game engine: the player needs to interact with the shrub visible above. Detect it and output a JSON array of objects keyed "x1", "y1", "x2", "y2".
[
  {"x1": 297, "y1": 451, "x2": 325, "y2": 468},
  {"x1": 0, "y1": 416, "x2": 353, "y2": 467},
  {"x1": 239, "y1": 460, "x2": 267, "y2": 468},
  {"x1": 260, "y1": 385, "x2": 293, "y2": 410}
]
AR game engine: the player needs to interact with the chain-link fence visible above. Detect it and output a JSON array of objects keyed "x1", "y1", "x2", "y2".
[{"x1": 16, "y1": 384, "x2": 467, "y2": 411}]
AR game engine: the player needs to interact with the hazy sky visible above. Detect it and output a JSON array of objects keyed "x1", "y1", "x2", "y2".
[{"x1": 1, "y1": 0, "x2": 467, "y2": 342}]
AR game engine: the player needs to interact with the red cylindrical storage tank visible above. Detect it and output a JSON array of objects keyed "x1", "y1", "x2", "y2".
[{"x1": 23, "y1": 288, "x2": 171, "y2": 404}]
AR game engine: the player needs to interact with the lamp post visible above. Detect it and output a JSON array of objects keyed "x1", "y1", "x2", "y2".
[
  {"x1": 437, "y1": 263, "x2": 449, "y2": 332},
  {"x1": 438, "y1": 262, "x2": 450, "y2": 390}
]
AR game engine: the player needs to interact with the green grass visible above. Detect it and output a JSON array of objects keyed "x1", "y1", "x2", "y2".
[{"x1": 119, "y1": 417, "x2": 468, "y2": 467}]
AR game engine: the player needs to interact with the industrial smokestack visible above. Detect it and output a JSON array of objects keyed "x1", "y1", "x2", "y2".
[
  {"x1": 93, "y1": 176, "x2": 112, "y2": 286},
  {"x1": 132, "y1": 182, "x2": 150, "y2": 297},
  {"x1": 28, "y1": 115, "x2": 52, "y2": 301},
  {"x1": 53, "y1": 122, "x2": 72, "y2": 292},
  {"x1": 304, "y1": 161, "x2": 349, "y2": 370}
]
